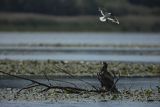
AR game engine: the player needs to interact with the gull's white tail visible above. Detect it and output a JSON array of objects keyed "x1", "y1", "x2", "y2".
[{"x1": 99, "y1": 17, "x2": 106, "y2": 22}]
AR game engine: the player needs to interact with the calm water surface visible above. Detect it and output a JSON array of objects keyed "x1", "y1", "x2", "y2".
[
  {"x1": 0, "y1": 32, "x2": 160, "y2": 63},
  {"x1": 1, "y1": 101, "x2": 160, "y2": 107},
  {"x1": 0, "y1": 32, "x2": 160, "y2": 45}
]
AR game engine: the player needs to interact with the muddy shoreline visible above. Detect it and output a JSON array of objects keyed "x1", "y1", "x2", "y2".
[
  {"x1": 0, "y1": 87, "x2": 160, "y2": 102},
  {"x1": 0, "y1": 60, "x2": 160, "y2": 102}
]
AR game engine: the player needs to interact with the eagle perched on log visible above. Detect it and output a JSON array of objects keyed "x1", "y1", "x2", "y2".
[{"x1": 97, "y1": 62, "x2": 119, "y2": 92}]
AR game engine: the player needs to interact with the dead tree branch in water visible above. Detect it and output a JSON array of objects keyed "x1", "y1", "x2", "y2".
[
  {"x1": 55, "y1": 65, "x2": 99, "y2": 91},
  {"x1": 42, "y1": 71, "x2": 78, "y2": 88},
  {"x1": 0, "y1": 70, "x2": 107, "y2": 93},
  {"x1": 43, "y1": 71, "x2": 52, "y2": 86},
  {"x1": 0, "y1": 62, "x2": 120, "y2": 93}
]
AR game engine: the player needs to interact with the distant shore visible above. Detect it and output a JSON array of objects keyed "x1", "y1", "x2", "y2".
[{"x1": 0, "y1": 13, "x2": 160, "y2": 32}]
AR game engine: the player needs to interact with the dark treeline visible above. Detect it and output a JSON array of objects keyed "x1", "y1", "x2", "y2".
[
  {"x1": 0, "y1": 0, "x2": 160, "y2": 32},
  {"x1": 0, "y1": 0, "x2": 160, "y2": 16},
  {"x1": 129, "y1": 0, "x2": 160, "y2": 7},
  {"x1": 0, "y1": 0, "x2": 98, "y2": 15}
]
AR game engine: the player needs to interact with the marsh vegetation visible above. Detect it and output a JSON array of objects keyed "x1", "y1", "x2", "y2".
[{"x1": 0, "y1": 60, "x2": 160, "y2": 102}]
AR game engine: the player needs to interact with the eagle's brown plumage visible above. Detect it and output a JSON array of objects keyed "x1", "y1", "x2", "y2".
[{"x1": 97, "y1": 62, "x2": 118, "y2": 92}]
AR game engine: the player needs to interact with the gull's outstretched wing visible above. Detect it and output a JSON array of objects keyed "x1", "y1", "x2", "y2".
[
  {"x1": 107, "y1": 17, "x2": 119, "y2": 24},
  {"x1": 99, "y1": 8, "x2": 105, "y2": 16},
  {"x1": 105, "y1": 12, "x2": 111, "y2": 17},
  {"x1": 107, "y1": 17, "x2": 114, "y2": 21},
  {"x1": 114, "y1": 17, "x2": 119, "y2": 24}
]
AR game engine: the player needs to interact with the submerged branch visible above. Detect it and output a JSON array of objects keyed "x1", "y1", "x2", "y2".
[
  {"x1": 17, "y1": 84, "x2": 40, "y2": 94},
  {"x1": 43, "y1": 71, "x2": 52, "y2": 86},
  {"x1": 0, "y1": 70, "x2": 107, "y2": 93},
  {"x1": 55, "y1": 65, "x2": 98, "y2": 90},
  {"x1": 0, "y1": 70, "x2": 50, "y2": 87},
  {"x1": 43, "y1": 71, "x2": 78, "y2": 88}
]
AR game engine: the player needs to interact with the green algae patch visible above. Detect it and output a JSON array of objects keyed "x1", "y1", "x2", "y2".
[
  {"x1": 0, "y1": 87, "x2": 160, "y2": 102},
  {"x1": 0, "y1": 60, "x2": 160, "y2": 76}
]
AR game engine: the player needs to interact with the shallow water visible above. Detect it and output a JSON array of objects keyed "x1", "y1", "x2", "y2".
[
  {"x1": 0, "y1": 77, "x2": 159, "y2": 90},
  {"x1": 1, "y1": 101, "x2": 160, "y2": 107},
  {"x1": 0, "y1": 32, "x2": 160, "y2": 63},
  {"x1": 1, "y1": 54, "x2": 160, "y2": 63},
  {"x1": 0, "y1": 32, "x2": 160, "y2": 45}
]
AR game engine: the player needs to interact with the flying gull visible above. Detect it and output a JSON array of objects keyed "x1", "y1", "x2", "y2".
[{"x1": 99, "y1": 8, "x2": 119, "y2": 24}]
